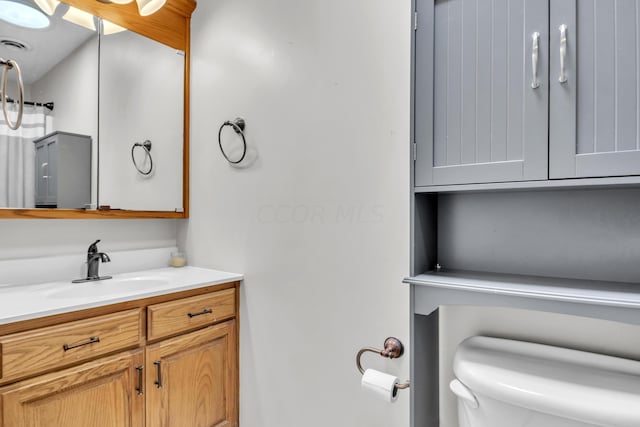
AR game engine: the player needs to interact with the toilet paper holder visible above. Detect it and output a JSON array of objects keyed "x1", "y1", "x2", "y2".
[{"x1": 356, "y1": 337, "x2": 410, "y2": 390}]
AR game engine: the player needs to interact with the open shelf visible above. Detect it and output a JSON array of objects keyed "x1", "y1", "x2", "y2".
[{"x1": 404, "y1": 269, "x2": 640, "y2": 325}]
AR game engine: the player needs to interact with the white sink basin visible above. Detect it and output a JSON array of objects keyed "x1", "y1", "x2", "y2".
[{"x1": 47, "y1": 277, "x2": 169, "y2": 299}]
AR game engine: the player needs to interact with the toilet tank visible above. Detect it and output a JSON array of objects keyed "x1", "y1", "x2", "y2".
[{"x1": 452, "y1": 336, "x2": 640, "y2": 427}]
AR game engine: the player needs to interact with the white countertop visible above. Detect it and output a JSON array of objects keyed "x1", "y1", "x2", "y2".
[{"x1": 0, "y1": 267, "x2": 243, "y2": 325}]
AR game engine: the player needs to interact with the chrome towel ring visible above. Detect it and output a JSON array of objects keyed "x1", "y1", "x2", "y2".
[
  {"x1": 131, "y1": 140, "x2": 153, "y2": 175},
  {"x1": 356, "y1": 337, "x2": 410, "y2": 390},
  {"x1": 218, "y1": 117, "x2": 247, "y2": 164},
  {"x1": 1, "y1": 58, "x2": 24, "y2": 130}
]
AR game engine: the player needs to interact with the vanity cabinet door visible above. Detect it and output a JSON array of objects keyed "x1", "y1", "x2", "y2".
[
  {"x1": 550, "y1": 0, "x2": 640, "y2": 178},
  {"x1": 0, "y1": 350, "x2": 144, "y2": 427},
  {"x1": 415, "y1": 0, "x2": 549, "y2": 186},
  {"x1": 146, "y1": 320, "x2": 238, "y2": 427}
]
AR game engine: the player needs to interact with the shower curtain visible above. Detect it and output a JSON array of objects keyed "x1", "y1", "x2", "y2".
[{"x1": 0, "y1": 104, "x2": 47, "y2": 208}]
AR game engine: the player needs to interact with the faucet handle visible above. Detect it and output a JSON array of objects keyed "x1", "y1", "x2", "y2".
[{"x1": 87, "y1": 239, "x2": 101, "y2": 255}]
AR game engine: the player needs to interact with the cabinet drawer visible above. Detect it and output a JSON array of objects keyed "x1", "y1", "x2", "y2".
[
  {"x1": 147, "y1": 289, "x2": 236, "y2": 341},
  {"x1": 0, "y1": 309, "x2": 142, "y2": 382}
]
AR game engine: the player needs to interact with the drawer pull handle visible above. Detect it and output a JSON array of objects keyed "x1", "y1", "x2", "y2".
[
  {"x1": 188, "y1": 308, "x2": 213, "y2": 318},
  {"x1": 63, "y1": 336, "x2": 100, "y2": 351},
  {"x1": 136, "y1": 366, "x2": 144, "y2": 395},
  {"x1": 154, "y1": 361, "x2": 163, "y2": 388}
]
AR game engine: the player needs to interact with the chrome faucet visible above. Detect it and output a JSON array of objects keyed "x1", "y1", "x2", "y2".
[{"x1": 72, "y1": 240, "x2": 113, "y2": 283}]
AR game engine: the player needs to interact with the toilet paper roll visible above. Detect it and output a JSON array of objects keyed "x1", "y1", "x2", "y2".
[{"x1": 361, "y1": 369, "x2": 399, "y2": 403}]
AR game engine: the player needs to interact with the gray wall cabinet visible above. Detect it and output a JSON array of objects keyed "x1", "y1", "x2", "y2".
[
  {"x1": 409, "y1": 2, "x2": 640, "y2": 426},
  {"x1": 550, "y1": 0, "x2": 640, "y2": 178},
  {"x1": 34, "y1": 132, "x2": 92, "y2": 209},
  {"x1": 417, "y1": 0, "x2": 640, "y2": 188}
]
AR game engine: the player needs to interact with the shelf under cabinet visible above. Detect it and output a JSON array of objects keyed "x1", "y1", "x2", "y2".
[
  {"x1": 404, "y1": 269, "x2": 640, "y2": 325},
  {"x1": 413, "y1": 176, "x2": 640, "y2": 194}
]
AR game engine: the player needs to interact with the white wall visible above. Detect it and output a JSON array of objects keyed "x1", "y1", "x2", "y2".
[
  {"x1": 30, "y1": 36, "x2": 98, "y2": 139},
  {"x1": 179, "y1": 0, "x2": 411, "y2": 426},
  {"x1": 0, "y1": 219, "x2": 177, "y2": 261},
  {"x1": 30, "y1": 37, "x2": 99, "y2": 206}
]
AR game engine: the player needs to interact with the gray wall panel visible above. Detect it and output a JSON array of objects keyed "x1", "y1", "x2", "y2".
[
  {"x1": 492, "y1": 0, "x2": 509, "y2": 163},
  {"x1": 616, "y1": 0, "x2": 638, "y2": 152},
  {"x1": 507, "y1": 0, "x2": 525, "y2": 162},
  {"x1": 434, "y1": 1, "x2": 448, "y2": 168},
  {"x1": 461, "y1": 0, "x2": 478, "y2": 166},
  {"x1": 446, "y1": 0, "x2": 463, "y2": 166},
  {"x1": 475, "y1": 0, "x2": 493, "y2": 164},
  {"x1": 595, "y1": 1, "x2": 616, "y2": 154},
  {"x1": 437, "y1": 189, "x2": 640, "y2": 283},
  {"x1": 576, "y1": 0, "x2": 595, "y2": 155}
]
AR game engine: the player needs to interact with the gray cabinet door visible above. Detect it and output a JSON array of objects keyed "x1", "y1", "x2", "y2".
[
  {"x1": 45, "y1": 140, "x2": 57, "y2": 205},
  {"x1": 415, "y1": 0, "x2": 549, "y2": 187},
  {"x1": 550, "y1": 0, "x2": 640, "y2": 178},
  {"x1": 34, "y1": 142, "x2": 47, "y2": 205}
]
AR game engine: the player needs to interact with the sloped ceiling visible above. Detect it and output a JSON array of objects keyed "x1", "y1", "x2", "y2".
[{"x1": 0, "y1": 0, "x2": 96, "y2": 84}]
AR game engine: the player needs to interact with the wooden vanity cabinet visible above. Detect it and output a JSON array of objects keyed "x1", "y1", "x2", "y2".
[{"x1": 0, "y1": 283, "x2": 239, "y2": 427}]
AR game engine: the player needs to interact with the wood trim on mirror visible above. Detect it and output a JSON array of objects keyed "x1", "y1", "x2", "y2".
[
  {"x1": 0, "y1": 0, "x2": 196, "y2": 220},
  {"x1": 0, "y1": 209, "x2": 185, "y2": 219},
  {"x1": 63, "y1": 0, "x2": 195, "y2": 50}
]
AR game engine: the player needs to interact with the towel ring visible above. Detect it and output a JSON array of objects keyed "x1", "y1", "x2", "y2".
[
  {"x1": 131, "y1": 140, "x2": 153, "y2": 175},
  {"x1": 218, "y1": 117, "x2": 247, "y2": 164},
  {"x1": 1, "y1": 59, "x2": 24, "y2": 130},
  {"x1": 356, "y1": 337, "x2": 410, "y2": 390}
]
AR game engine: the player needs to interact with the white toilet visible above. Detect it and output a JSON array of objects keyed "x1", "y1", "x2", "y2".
[{"x1": 449, "y1": 336, "x2": 640, "y2": 427}]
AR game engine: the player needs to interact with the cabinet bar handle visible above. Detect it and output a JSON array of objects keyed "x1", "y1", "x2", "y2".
[
  {"x1": 136, "y1": 366, "x2": 144, "y2": 395},
  {"x1": 188, "y1": 308, "x2": 213, "y2": 318},
  {"x1": 154, "y1": 361, "x2": 162, "y2": 388},
  {"x1": 63, "y1": 336, "x2": 100, "y2": 351},
  {"x1": 531, "y1": 32, "x2": 540, "y2": 89},
  {"x1": 559, "y1": 24, "x2": 568, "y2": 83}
]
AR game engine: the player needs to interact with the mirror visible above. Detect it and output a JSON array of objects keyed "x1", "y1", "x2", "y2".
[
  {"x1": 0, "y1": 0, "x2": 187, "y2": 214},
  {"x1": 0, "y1": 0, "x2": 98, "y2": 209},
  {"x1": 98, "y1": 25, "x2": 184, "y2": 212}
]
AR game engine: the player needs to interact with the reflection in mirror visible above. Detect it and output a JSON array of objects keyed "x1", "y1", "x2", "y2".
[
  {"x1": 0, "y1": 0, "x2": 98, "y2": 209},
  {"x1": 98, "y1": 21, "x2": 184, "y2": 212}
]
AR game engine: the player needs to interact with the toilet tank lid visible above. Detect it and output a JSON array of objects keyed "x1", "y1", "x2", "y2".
[{"x1": 453, "y1": 336, "x2": 640, "y2": 427}]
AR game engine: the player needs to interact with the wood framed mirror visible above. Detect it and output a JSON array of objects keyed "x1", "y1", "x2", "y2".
[{"x1": 0, "y1": 0, "x2": 195, "y2": 219}]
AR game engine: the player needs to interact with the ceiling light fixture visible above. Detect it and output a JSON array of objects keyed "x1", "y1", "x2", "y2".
[
  {"x1": 33, "y1": 0, "x2": 59, "y2": 16},
  {"x1": 102, "y1": 19, "x2": 127, "y2": 35},
  {"x1": 135, "y1": 0, "x2": 166, "y2": 16},
  {"x1": 63, "y1": 6, "x2": 96, "y2": 31},
  {"x1": 0, "y1": 0, "x2": 50, "y2": 28}
]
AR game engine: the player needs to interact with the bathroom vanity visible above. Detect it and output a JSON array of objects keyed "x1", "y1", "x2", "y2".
[{"x1": 0, "y1": 267, "x2": 241, "y2": 427}]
